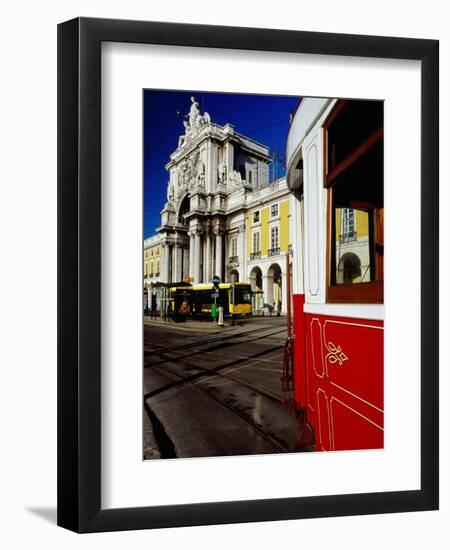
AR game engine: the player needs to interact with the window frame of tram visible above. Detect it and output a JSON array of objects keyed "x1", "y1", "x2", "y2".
[{"x1": 323, "y1": 99, "x2": 384, "y2": 304}]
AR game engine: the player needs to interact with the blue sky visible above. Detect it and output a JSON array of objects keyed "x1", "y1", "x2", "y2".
[{"x1": 143, "y1": 90, "x2": 300, "y2": 238}]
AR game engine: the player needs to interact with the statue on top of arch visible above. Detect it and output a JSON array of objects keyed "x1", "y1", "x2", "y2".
[{"x1": 178, "y1": 96, "x2": 211, "y2": 148}]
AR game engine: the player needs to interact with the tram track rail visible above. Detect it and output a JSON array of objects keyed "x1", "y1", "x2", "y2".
[
  {"x1": 144, "y1": 336, "x2": 294, "y2": 452},
  {"x1": 144, "y1": 353, "x2": 289, "y2": 454},
  {"x1": 147, "y1": 345, "x2": 285, "y2": 403},
  {"x1": 144, "y1": 325, "x2": 286, "y2": 365},
  {"x1": 144, "y1": 323, "x2": 285, "y2": 354},
  {"x1": 144, "y1": 322, "x2": 293, "y2": 457},
  {"x1": 144, "y1": 339, "x2": 284, "y2": 400}
]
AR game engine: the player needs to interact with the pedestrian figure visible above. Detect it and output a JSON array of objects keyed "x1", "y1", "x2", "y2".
[{"x1": 150, "y1": 295, "x2": 157, "y2": 320}]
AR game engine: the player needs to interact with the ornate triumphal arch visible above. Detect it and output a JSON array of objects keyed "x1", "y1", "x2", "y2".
[{"x1": 157, "y1": 97, "x2": 271, "y2": 284}]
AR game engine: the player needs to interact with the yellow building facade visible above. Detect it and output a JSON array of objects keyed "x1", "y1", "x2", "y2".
[
  {"x1": 143, "y1": 237, "x2": 162, "y2": 288},
  {"x1": 244, "y1": 179, "x2": 292, "y2": 314},
  {"x1": 144, "y1": 177, "x2": 293, "y2": 314},
  {"x1": 334, "y1": 207, "x2": 371, "y2": 284}
]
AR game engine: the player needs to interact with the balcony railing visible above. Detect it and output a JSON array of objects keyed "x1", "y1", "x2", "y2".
[
  {"x1": 228, "y1": 255, "x2": 239, "y2": 266},
  {"x1": 268, "y1": 247, "x2": 280, "y2": 256},
  {"x1": 339, "y1": 231, "x2": 357, "y2": 243},
  {"x1": 250, "y1": 251, "x2": 261, "y2": 260}
]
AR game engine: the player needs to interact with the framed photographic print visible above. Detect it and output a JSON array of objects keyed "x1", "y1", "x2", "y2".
[{"x1": 57, "y1": 17, "x2": 439, "y2": 532}]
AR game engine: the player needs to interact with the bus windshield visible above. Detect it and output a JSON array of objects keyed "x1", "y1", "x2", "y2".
[{"x1": 233, "y1": 285, "x2": 252, "y2": 304}]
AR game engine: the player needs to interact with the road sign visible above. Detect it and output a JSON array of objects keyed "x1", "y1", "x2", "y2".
[{"x1": 211, "y1": 291, "x2": 220, "y2": 299}]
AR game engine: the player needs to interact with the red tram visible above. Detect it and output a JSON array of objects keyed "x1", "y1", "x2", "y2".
[{"x1": 285, "y1": 98, "x2": 384, "y2": 452}]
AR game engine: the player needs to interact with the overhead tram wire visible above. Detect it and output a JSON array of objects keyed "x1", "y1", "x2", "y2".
[
  {"x1": 145, "y1": 114, "x2": 290, "y2": 178},
  {"x1": 270, "y1": 147, "x2": 287, "y2": 182},
  {"x1": 236, "y1": 117, "x2": 290, "y2": 182},
  {"x1": 145, "y1": 114, "x2": 289, "y2": 159},
  {"x1": 240, "y1": 117, "x2": 290, "y2": 136}
]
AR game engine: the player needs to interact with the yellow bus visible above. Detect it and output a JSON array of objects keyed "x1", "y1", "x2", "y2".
[{"x1": 168, "y1": 282, "x2": 252, "y2": 318}]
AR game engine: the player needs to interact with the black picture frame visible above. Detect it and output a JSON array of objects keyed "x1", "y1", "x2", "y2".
[{"x1": 57, "y1": 17, "x2": 439, "y2": 533}]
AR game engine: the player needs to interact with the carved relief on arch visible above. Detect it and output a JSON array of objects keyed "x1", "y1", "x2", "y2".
[{"x1": 177, "y1": 96, "x2": 212, "y2": 148}]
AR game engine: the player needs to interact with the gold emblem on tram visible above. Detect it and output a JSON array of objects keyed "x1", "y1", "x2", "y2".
[{"x1": 325, "y1": 342, "x2": 349, "y2": 366}]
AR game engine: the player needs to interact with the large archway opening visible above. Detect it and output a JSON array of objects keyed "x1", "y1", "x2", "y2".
[
  {"x1": 249, "y1": 266, "x2": 262, "y2": 291},
  {"x1": 249, "y1": 266, "x2": 263, "y2": 313},
  {"x1": 267, "y1": 263, "x2": 282, "y2": 313},
  {"x1": 177, "y1": 194, "x2": 190, "y2": 226},
  {"x1": 337, "y1": 252, "x2": 361, "y2": 284},
  {"x1": 229, "y1": 269, "x2": 239, "y2": 284}
]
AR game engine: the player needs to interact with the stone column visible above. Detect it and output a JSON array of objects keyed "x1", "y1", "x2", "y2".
[
  {"x1": 215, "y1": 231, "x2": 223, "y2": 281},
  {"x1": 207, "y1": 142, "x2": 216, "y2": 193},
  {"x1": 202, "y1": 235, "x2": 207, "y2": 282},
  {"x1": 173, "y1": 244, "x2": 183, "y2": 283},
  {"x1": 163, "y1": 244, "x2": 171, "y2": 283},
  {"x1": 183, "y1": 246, "x2": 189, "y2": 282},
  {"x1": 194, "y1": 229, "x2": 202, "y2": 284},
  {"x1": 172, "y1": 242, "x2": 177, "y2": 282},
  {"x1": 262, "y1": 275, "x2": 270, "y2": 308},
  {"x1": 224, "y1": 236, "x2": 229, "y2": 282},
  {"x1": 238, "y1": 224, "x2": 246, "y2": 281},
  {"x1": 189, "y1": 232, "x2": 195, "y2": 280},
  {"x1": 205, "y1": 232, "x2": 212, "y2": 282},
  {"x1": 224, "y1": 141, "x2": 234, "y2": 178}
]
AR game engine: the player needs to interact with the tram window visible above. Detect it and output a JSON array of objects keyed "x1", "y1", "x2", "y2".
[
  {"x1": 334, "y1": 208, "x2": 371, "y2": 284},
  {"x1": 326, "y1": 100, "x2": 383, "y2": 176},
  {"x1": 324, "y1": 99, "x2": 383, "y2": 303}
]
